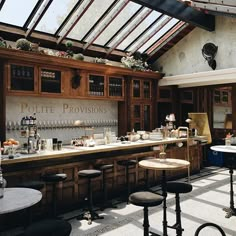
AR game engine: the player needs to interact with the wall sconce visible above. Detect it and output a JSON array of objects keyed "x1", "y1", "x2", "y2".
[
  {"x1": 202, "y1": 43, "x2": 218, "y2": 70},
  {"x1": 71, "y1": 69, "x2": 81, "y2": 89}
]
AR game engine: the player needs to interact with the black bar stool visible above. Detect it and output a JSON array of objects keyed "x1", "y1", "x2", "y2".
[
  {"x1": 77, "y1": 169, "x2": 104, "y2": 224},
  {"x1": 129, "y1": 191, "x2": 164, "y2": 236},
  {"x1": 24, "y1": 219, "x2": 72, "y2": 236},
  {"x1": 117, "y1": 159, "x2": 137, "y2": 203},
  {"x1": 41, "y1": 173, "x2": 67, "y2": 217},
  {"x1": 95, "y1": 163, "x2": 117, "y2": 210},
  {"x1": 166, "y1": 181, "x2": 193, "y2": 236}
]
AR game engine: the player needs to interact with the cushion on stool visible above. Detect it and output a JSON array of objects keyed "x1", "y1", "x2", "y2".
[
  {"x1": 41, "y1": 173, "x2": 67, "y2": 183},
  {"x1": 17, "y1": 181, "x2": 44, "y2": 190},
  {"x1": 166, "y1": 181, "x2": 193, "y2": 194},
  {"x1": 24, "y1": 219, "x2": 72, "y2": 236},
  {"x1": 78, "y1": 169, "x2": 102, "y2": 178},
  {"x1": 129, "y1": 191, "x2": 163, "y2": 207},
  {"x1": 117, "y1": 160, "x2": 137, "y2": 166},
  {"x1": 96, "y1": 164, "x2": 114, "y2": 170}
]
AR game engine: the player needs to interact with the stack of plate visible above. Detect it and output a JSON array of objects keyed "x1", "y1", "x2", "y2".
[{"x1": 149, "y1": 132, "x2": 163, "y2": 140}]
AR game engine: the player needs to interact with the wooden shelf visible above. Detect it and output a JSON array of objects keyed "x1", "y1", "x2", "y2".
[{"x1": 0, "y1": 47, "x2": 163, "y2": 80}]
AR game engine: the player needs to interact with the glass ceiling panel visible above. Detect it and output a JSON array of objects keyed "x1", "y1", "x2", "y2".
[
  {"x1": 0, "y1": 0, "x2": 38, "y2": 26},
  {"x1": 35, "y1": 0, "x2": 78, "y2": 34},
  {"x1": 93, "y1": 1, "x2": 141, "y2": 46},
  {"x1": 114, "y1": 10, "x2": 163, "y2": 51},
  {"x1": 66, "y1": 0, "x2": 116, "y2": 41},
  {"x1": 138, "y1": 18, "x2": 179, "y2": 53}
]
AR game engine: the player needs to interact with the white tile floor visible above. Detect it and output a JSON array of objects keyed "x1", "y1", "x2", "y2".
[
  {"x1": 2, "y1": 167, "x2": 236, "y2": 236},
  {"x1": 66, "y1": 167, "x2": 235, "y2": 236}
]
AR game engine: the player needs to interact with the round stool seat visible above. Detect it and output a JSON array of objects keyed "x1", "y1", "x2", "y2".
[
  {"x1": 41, "y1": 173, "x2": 67, "y2": 183},
  {"x1": 97, "y1": 164, "x2": 114, "y2": 170},
  {"x1": 117, "y1": 160, "x2": 137, "y2": 166},
  {"x1": 78, "y1": 169, "x2": 102, "y2": 178},
  {"x1": 129, "y1": 191, "x2": 163, "y2": 207},
  {"x1": 17, "y1": 180, "x2": 44, "y2": 190},
  {"x1": 24, "y1": 219, "x2": 72, "y2": 236},
  {"x1": 166, "y1": 181, "x2": 192, "y2": 194}
]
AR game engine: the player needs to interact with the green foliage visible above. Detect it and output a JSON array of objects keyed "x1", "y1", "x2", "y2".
[
  {"x1": 16, "y1": 38, "x2": 31, "y2": 51},
  {"x1": 0, "y1": 37, "x2": 7, "y2": 48},
  {"x1": 73, "y1": 53, "x2": 84, "y2": 60}
]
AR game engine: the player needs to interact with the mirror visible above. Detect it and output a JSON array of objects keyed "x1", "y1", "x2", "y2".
[{"x1": 213, "y1": 86, "x2": 232, "y2": 129}]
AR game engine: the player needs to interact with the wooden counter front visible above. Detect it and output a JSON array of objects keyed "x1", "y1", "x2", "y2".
[{"x1": 1, "y1": 138, "x2": 202, "y2": 225}]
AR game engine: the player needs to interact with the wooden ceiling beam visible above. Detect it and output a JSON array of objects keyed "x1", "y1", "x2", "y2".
[
  {"x1": 25, "y1": 0, "x2": 53, "y2": 38},
  {"x1": 57, "y1": 0, "x2": 95, "y2": 45},
  {"x1": 130, "y1": 16, "x2": 172, "y2": 55},
  {"x1": 146, "y1": 21, "x2": 186, "y2": 55},
  {"x1": 131, "y1": 0, "x2": 215, "y2": 31},
  {"x1": 83, "y1": 0, "x2": 130, "y2": 51},
  {"x1": 106, "y1": 8, "x2": 153, "y2": 56},
  {"x1": 0, "y1": 0, "x2": 6, "y2": 11}
]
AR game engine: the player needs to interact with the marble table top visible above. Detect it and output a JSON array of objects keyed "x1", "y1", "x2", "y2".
[
  {"x1": 0, "y1": 187, "x2": 42, "y2": 215},
  {"x1": 211, "y1": 145, "x2": 236, "y2": 154},
  {"x1": 139, "y1": 158, "x2": 190, "y2": 171}
]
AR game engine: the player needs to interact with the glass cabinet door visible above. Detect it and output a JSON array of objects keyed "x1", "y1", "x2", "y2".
[
  {"x1": 132, "y1": 79, "x2": 140, "y2": 98},
  {"x1": 10, "y1": 64, "x2": 35, "y2": 91},
  {"x1": 143, "y1": 81, "x2": 151, "y2": 99},
  {"x1": 40, "y1": 69, "x2": 61, "y2": 93},
  {"x1": 143, "y1": 104, "x2": 151, "y2": 131},
  {"x1": 89, "y1": 74, "x2": 105, "y2": 96},
  {"x1": 134, "y1": 105, "x2": 141, "y2": 118},
  {"x1": 108, "y1": 77, "x2": 123, "y2": 97}
]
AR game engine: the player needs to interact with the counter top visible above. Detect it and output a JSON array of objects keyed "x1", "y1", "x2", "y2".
[{"x1": 2, "y1": 138, "x2": 188, "y2": 164}]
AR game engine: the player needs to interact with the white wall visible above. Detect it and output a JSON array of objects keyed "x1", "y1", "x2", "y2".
[
  {"x1": 154, "y1": 16, "x2": 236, "y2": 76},
  {"x1": 6, "y1": 96, "x2": 118, "y2": 144}
]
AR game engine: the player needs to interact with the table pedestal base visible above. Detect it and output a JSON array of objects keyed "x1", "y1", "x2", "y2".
[
  {"x1": 224, "y1": 157, "x2": 236, "y2": 218},
  {"x1": 223, "y1": 207, "x2": 236, "y2": 218}
]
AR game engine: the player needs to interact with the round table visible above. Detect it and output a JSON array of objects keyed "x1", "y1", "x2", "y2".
[
  {"x1": 139, "y1": 158, "x2": 190, "y2": 236},
  {"x1": 0, "y1": 187, "x2": 42, "y2": 215},
  {"x1": 211, "y1": 145, "x2": 236, "y2": 218}
]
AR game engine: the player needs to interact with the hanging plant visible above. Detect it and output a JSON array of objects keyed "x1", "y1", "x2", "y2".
[
  {"x1": 65, "y1": 40, "x2": 74, "y2": 57},
  {"x1": 16, "y1": 38, "x2": 31, "y2": 51}
]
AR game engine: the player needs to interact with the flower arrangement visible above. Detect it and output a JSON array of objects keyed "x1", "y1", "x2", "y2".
[
  {"x1": 121, "y1": 52, "x2": 150, "y2": 71},
  {"x1": 93, "y1": 57, "x2": 108, "y2": 64}
]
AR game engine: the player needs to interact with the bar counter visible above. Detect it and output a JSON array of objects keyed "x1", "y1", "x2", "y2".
[
  {"x1": 2, "y1": 138, "x2": 188, "y2": 164},
  {"x1": 1, "y1": 137, "x2": 202, "y2": 221}
]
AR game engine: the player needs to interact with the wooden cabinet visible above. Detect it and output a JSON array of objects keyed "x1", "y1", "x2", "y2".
[
  {"x1": 131, "y1": 103, "x2": 152, "y2": 131},
  {"x1": 7, "y1": 62, "x2": 38, "y2": 95},
  {"x1": 157, "y1": 86, "x2": 173, "y2": 102},
  {"x1": 132, "y1": 78, "x2": 152, "y2": 100},
  {"x1": 39, "y1": 67, "x2": 62, "y2": 94},
  {"x1": 87, "y1": 73, "x2": 125, "y2": 100},
  {"x1": 6, "y1": 62, "x2": 67, "y2": 97},
  {"x1": 88, "y1": 73, "x2": 106, "y2": 97},
  {"x1": 130, "y1": 78, "x2": 153, "y2": 131},
  {"x1": 156, "y1": 86, "x2": 175, "y2": 127},
  {"x1": 108, "y1": 76, "x2": 124, "y2": 99},
  {"x1": 213, "y1": 87, "x2": 231, "y2": 106}
]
